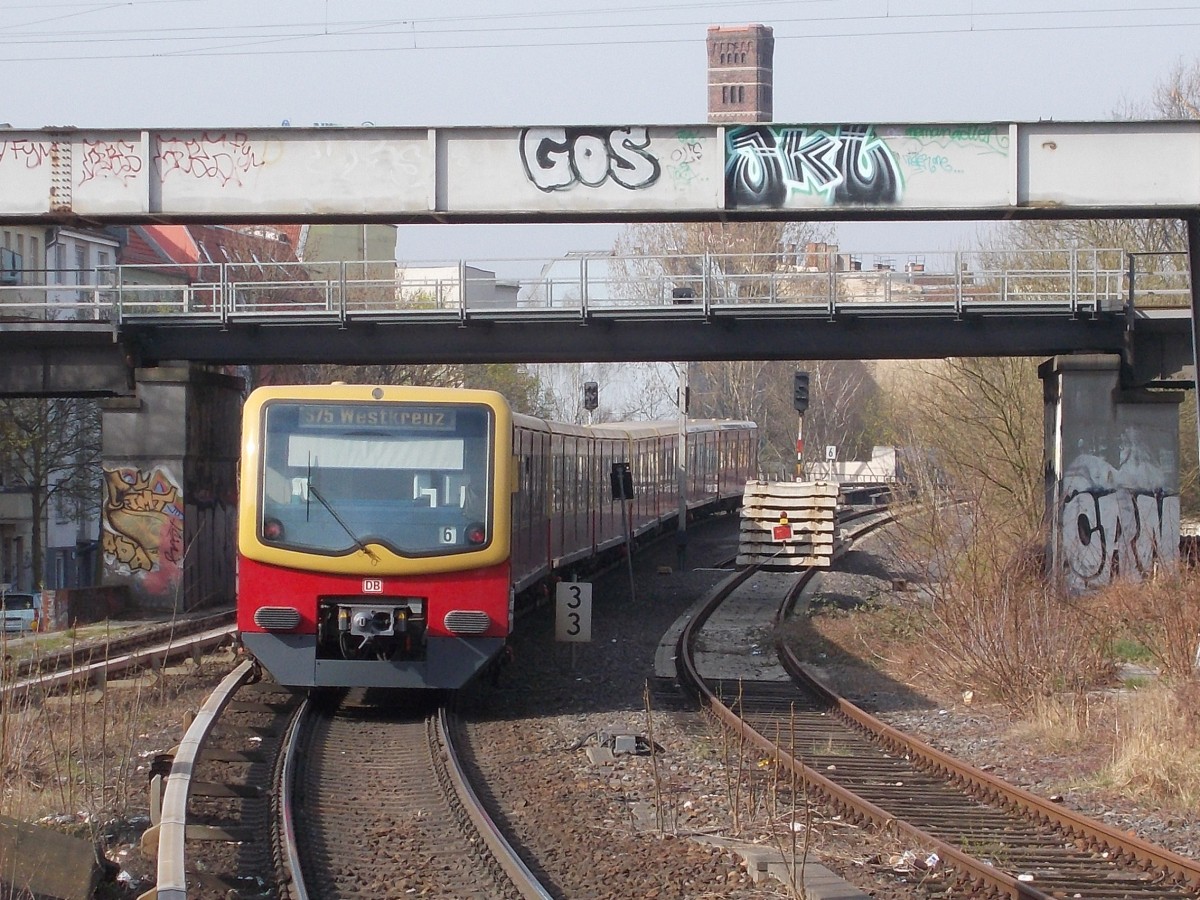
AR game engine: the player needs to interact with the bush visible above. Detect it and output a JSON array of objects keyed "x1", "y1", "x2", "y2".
[
  {"x1": 892, "y1": 502, "x2": 1115, "y2": 711},
  {"x1": 1101, "y1": 569, "x2": 1200, "y2": 678}
]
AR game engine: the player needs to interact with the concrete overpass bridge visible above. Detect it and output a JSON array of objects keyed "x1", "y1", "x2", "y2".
[
  {"x1": 0, "y1": 120, "x2": 1197, "y2": 604},
  {"x1": 1, "y1": 246, "x2": 1193, "y2": 395},
  {"x1": 1, "y1": 120, "x2": 1197, "y2": 390}
]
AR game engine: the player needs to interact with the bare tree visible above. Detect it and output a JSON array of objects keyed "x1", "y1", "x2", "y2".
[
  {"x1": 950, "y1": 356, "x2": 1043, "y2": 533},
  {"x1": 981, "y1": 62, "x2": 1200, "y2": 516},
  {"x1": 689, "y1": 358, "x2": 880, "y2": 479},
  {"x1": 0, "y1": 398, "x2": 102, "y2": 590},
  {"x1": 879, "y1": 356, "x2": 1044, "y2": 538},
  {"x1": 1153, "y1": 58, "x2": 1200, "y2": 118},
  {"x1": 250, "y1": 361, "x2": 550, "y2": 416},
  {"x1": 613, "y1": 220, "x2": 827, "y2": 304},
  {"x1": 613, "y1": 362, "x2": 681, "y2": 421},
  {"x1": 607, "y1": 221, "x2": 884, "y2": 475}
]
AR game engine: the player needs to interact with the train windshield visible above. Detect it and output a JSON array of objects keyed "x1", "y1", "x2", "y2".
[{"x1": 259, "y1": 401, "x2": 494, "y2": 557}]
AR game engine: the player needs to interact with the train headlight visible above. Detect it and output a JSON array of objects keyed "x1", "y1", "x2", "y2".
[
  {"x1": 262, "y1": 518, "x2": 285, "y2": 541},
  {"x1": 465, "y1": 522, "x2": 487, "y2": 545},
  {"x1": 444, "y1": 610, "x2": 491, "y2": 635},
  {"x1": 253, "y1": 606, "x2": 301, "y2": 631}
]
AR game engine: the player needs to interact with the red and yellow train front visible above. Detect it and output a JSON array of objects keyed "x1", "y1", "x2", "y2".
[{"x1": 237, "y1": 385, "x2": 514, "y2": 690}]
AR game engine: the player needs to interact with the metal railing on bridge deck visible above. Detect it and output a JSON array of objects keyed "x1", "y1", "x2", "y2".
[{"x1": 0, "y1": 248, "x2": 1187, "y2": 325}]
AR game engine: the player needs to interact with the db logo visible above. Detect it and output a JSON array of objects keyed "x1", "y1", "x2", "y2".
[{"x1": 362, "y1": 578, "x2": 383, "y2": 593}]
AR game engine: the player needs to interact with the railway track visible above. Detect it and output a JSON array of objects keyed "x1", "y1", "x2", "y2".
[
  {"x1": 144, "y1": 680, "x2": 552, "y2": 899},
  {"x1": 0, "y1": 610, "x2": 237, "y2": 698},
  {"x1": 139, "y1": 506, "x2": 1197, "y2": 898},
  {"x1": 284, "y1": 693, "x2": 549, "y2": 899},
  {"x1": 674, "y1": 523, "x2": 1200, "y2": 899}
]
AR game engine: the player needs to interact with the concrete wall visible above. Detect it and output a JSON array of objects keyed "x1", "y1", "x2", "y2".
[
  {"x1": 100, "y1": 365, "x2": 242, "y2": 610},
  {"x1": 1042, "y1": 354, "x2": 1182, "y2": 592}
]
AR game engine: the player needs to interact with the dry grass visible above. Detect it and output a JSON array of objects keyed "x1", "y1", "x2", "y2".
[
  {"x1": 810, "y1": 497, "x2": 1200, "y2": 812},
  {"x1": 1096, "y1": 680, "x2": 1200, "y2": 811},
  {"x1": 0, "y1": 657, "x2": 229, "y2": 832},
  {"x1": 1008, "y1": 693, "x2": 1093, "y2": 752}
]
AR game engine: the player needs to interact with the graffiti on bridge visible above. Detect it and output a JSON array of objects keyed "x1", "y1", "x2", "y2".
[
  {"x1": 668, "y1": 128, "x2": 705, "y2": 187},
  {"x1": 520, "y1": 127, "x2": 661, "y2": 192},
  {"x1": 102, "y1": 465, "x2": 185, "y2": 596},
  {"x1": 0, "y1": 139, "x2": 50, "y2": 170},
  {"x1": 901, "y1": 124, "x2": 1010, "y2": 153},
  {"x1": 1059, "y1": 450, "x2": 1180, "y2": 592},
  {"x1": 725, "y1": 124, "x2": 903, "y2": 208},
  {"x1": 81, "y1": 139, "x2": 143, "y2": 185},
  {"x1": 155, "y1": 132, "x2": 268, "y2": 188}
]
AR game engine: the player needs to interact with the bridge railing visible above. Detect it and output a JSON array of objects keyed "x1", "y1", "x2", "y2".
[
  {"x1": 1127, "y1": 251, "x2": 1192, "y2": 309},
  {"x1": 0, "y1": 248, "x2": 1158, "y2": 323}
]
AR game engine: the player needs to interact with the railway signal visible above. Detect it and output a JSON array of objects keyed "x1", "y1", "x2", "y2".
[
  {"x1": 793, "y1": 370, "x2": 810, "y2": 480},
  {"x1": 582, "y1": 381, "x2": 598, "y2": 411},
  {"x1": 793, "y1": 370, "x2": 810, "y2": 413}
]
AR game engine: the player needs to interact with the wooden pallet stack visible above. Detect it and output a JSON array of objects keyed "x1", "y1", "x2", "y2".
[{"x1": 737, "y1": 479, "x2": 842, "y2": 568}]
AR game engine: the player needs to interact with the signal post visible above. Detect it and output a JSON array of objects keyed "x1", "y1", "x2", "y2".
[{"x1": 793, "y1": 370, "x2": 810, "y2": 481}]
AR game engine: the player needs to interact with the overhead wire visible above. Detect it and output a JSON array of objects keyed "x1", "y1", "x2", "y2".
[{"x1": 0, "y1": 1, "x2": 1197, "y2": 60}]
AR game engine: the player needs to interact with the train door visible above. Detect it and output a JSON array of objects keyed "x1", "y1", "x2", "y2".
[
  {"x1": 564, "y1": 434, "x2": 581, "y2": 556},
  {"x1": 510, "y1": 425, "x2": 533, "y2": 584},
  {"x1": 550, "y1": 430, "x2": 564, "y2": 561},
  {"x1": 586, "y1": 435, "x2": 598, "y2": 552},
  {"x1": 598, "y1": 435, "x2": 617, "y2": 547}
]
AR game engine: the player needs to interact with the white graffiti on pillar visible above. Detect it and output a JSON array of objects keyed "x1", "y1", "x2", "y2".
[{"x1": 1059, "y1": 434, "x2": 1180, "y2": 591}]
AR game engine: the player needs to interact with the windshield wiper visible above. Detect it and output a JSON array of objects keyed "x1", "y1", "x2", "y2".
[
  {"x1": 306, "y1": 457, "x2": 378, "y2": 563},
  {"x1": 307, "y1": 483, "x2": 379, "y2": 563}
]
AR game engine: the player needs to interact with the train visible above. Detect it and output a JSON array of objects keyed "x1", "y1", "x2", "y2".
[{"x1": 236, "y1": 383, "x2": 758, "y2": 689}]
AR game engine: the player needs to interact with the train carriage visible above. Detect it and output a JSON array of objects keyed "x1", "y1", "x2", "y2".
[{"x1": 237, "y1": 384, "x2": 756, "y2": 690}]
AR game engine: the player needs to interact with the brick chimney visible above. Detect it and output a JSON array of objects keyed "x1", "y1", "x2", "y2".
[{"x1": 706, "y1": 24, "x2": 774, "y2": 123}]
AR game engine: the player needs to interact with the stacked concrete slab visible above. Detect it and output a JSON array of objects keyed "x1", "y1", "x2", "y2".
[{"x1": 737, "y1": 480, "x2": 841, "y2": 568}]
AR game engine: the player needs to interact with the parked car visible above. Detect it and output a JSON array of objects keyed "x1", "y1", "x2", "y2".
[{"x1": 1, "y1": 592, "x2": 39, "y2": 634}]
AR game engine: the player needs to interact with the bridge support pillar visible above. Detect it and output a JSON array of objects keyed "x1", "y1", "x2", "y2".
[
  {"x1": 1041, "y1": 354, "x2": 1182, "y2": 593},
  {"x1": 99, "y1": 365, "x2": 243, "y2": 611}
]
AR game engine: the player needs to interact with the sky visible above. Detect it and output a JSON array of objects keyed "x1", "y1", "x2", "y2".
[{"x1": 4, "y1": 0, "x2": 1200, "y2": 261}]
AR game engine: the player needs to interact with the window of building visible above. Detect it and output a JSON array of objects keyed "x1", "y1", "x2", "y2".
[
  {"x1": 75, "y1": 244, "x2": 87, "y2": 285},
  {"x1": 30, "y1": 237, "x2": 39, "y2": 279}
]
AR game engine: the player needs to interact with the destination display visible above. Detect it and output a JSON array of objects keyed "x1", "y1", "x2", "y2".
[{"x1": 298, "y1": 404, "x2": 458, "y2": 431}]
